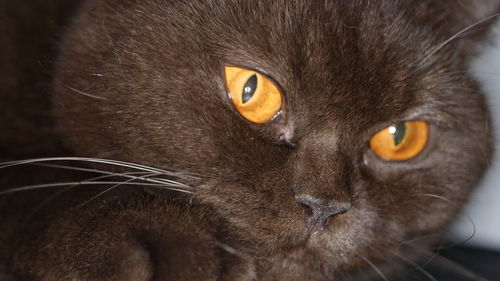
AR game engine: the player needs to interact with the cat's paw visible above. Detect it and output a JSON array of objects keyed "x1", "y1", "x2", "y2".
[{"x1": 12, "y1": 199, "x2": 256, "y2": 281}]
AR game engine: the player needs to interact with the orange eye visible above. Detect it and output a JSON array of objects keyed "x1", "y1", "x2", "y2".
[
  {"x1": 370, "y1": 121, "x2": 429, "y2": 161},
  {"x1": 224, "y1": 66, "x2": 282, "y2": 124}
]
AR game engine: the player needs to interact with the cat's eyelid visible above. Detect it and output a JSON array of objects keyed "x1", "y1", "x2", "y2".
[
  {"x1": 400, "y1": 108, "x2": 456, "y2": 129},
  {"x1": 367, "y1": 109, "x2": 448, "y2": 145},
  {"x1": 368, "y1": 106, "x2": 457, "y2": 132},
  {"x1": 221, "y1": 63, "x2": 275, "y2": 83},
  {"x1": 221, "y1": 64, "x2": 287, "y2": 101}
]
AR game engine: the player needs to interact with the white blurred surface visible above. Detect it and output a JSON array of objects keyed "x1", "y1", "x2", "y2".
[{"x1": 451, "y1": 21, "x2": 500, "y2": 250}]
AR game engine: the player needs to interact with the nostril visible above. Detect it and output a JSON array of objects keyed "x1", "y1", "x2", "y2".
[
  {"x1": 299, "y1": 202, "x2": 314, "y2": 217},
  {"x1": 295, "y1": 195, "x2": 350, "y2": 232},
  {"x1": 330, "y1": 206, "x2": 348, "y2": 218}
]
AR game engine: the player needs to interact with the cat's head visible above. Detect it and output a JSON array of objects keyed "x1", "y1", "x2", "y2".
[{"x1": 53, "y1": 0, "x2": 497, "y2": 278}]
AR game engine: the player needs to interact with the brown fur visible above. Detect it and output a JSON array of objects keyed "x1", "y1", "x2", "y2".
[{"x1": 1, "y1": 0, "x2": 499, "y2": 280}]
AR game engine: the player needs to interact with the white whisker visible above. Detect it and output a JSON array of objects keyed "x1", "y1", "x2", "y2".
[
  {"x1": 421, "y1": 13, "x2": 500, "y2": 65},
  {"x1": 0, "y1": 181, "x2": 192, "y2": 196},
  {"x1": 411, "y1": 193, "x2": 477, "y2": 249},
  {"x1": 2, "y1": 157, "x2": 171, "y2": 175},
  {"x1": 0, "y1": 157, "x2": 198, "y2": 182},
  {"x1": 394, "y1": 252, "x2": 438, "y2": 281},
  {"x1": 33, "y1": 163, "x2": 193, "y2": 189},
  {"x1": 75, "y1": 174, "x2": 159, "y2": 208},
  {"x1": 23, "y1": 172, "x2": 146, "y2": 217},
  {"x1": 407, "y1": 247, "x2": 491, "y2": 281},
  {"x1": 359, "y1": 255, "x2": 390, "y2": 281},
  {"x1": 63, "y1": 84, "x2": 108, "y2": 100}
]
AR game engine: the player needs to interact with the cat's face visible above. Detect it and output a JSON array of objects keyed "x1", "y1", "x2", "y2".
[{"x1": 52, "y1": 0, "x2": 495, "y2": 278}]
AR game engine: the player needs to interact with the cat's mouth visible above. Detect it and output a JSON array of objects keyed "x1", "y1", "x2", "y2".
[{"x1": 281, "y1": 217, "x2": 345, "y2": 260}]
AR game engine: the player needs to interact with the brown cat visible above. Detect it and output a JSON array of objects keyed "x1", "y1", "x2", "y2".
[{"x1": 1, "y1": 0, "x2": 499, "y2": 280}]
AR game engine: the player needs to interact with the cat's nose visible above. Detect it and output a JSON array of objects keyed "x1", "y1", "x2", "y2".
[{"x1": 296, "y1": 195, "x2": 350, "y2": 234}]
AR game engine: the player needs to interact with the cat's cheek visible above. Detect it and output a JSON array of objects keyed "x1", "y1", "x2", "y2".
[{"x1": 197, "y1": 182, "x2": 308, "y2": 250}]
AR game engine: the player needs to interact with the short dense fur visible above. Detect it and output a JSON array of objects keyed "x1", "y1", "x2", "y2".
[{"x1": 1, "y1": 0, "x2": 499, "y2": 280}]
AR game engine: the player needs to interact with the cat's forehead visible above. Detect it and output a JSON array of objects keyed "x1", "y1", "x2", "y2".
[
  {"x1": 198, "y1": 1, "x2": 444, "y2": 129},
  {"x1": 208, "y1": 0, "x2": 430, "y2": 65},
  {"x1": 85, "y1": 0, "x2": 470, "y2": 135}
]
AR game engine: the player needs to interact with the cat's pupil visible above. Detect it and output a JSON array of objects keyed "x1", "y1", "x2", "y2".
[
  {"x1": 390, "y1": 122, "x2": 407, "y2": 146},
  {"x1": 242, "y1": 74, "x2": 257, "y2": 103}
]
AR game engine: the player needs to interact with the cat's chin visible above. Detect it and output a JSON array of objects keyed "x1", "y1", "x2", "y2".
[{"x1": 260, "y1": 244, "x2": 355, "y2": 281}]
